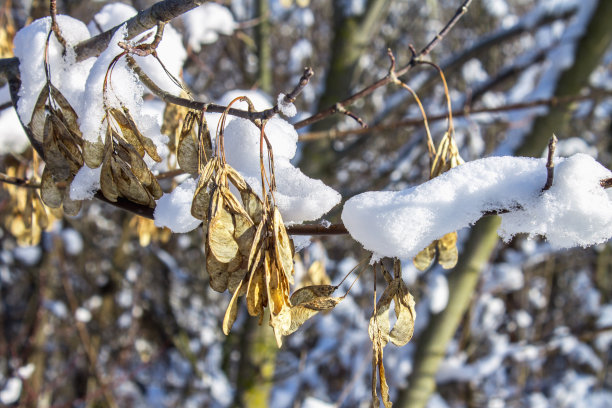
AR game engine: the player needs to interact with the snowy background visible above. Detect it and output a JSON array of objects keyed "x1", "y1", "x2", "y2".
[{"x1": 0, "y1": 0, "x2": 611, "y2": 407}]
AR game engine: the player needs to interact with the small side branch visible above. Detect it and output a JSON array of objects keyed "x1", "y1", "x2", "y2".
[
  {"x1": 293, "y1": 0, "x2": 473, "y2": 129},
  {"x1": 543, "y1": 134, "x2": 558, "y2": 191},
  {"x1": 127, "y1": 56, "x2": 313, "y2": 122}
]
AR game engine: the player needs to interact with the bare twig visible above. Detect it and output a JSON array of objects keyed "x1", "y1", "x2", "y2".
[
  {"x1": 293, "y1": 0, "x2": 473, "y2": 130},
  {"x1": 543, "y1": 134, "x2": 558, "y2": 191},
  {"x1": 0, "y1": 173, "x2": 41, "y2": 188},
  {"x1": 127, "y1": 56, "x2": 313, "y2": 121},
  {"x1": 297, "y1": 91, "x2": 610, "y2": 142},
  {"x1": 118, "y1": 21, "x2": 166, "y2": 57},
  {"x1": 334, "y1": 103, "x2": 368, "y2": 128},
  {"x1": 74, "y1": 0, "x2": 208, "y2": 61}
]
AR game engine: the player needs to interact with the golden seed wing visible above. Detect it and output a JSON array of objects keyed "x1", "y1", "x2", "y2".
[
  {"x1": 208, "y1": 205, "x2": 239, "y2": 263},
  {"x1": 413, "y1": 241, "x2": 436, "y2": 271},
  {"x1": 40, "y1": 165, "x2": 63, "y2": 208}
]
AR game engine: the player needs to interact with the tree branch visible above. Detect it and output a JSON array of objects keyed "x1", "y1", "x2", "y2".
[
  {"x1": 293, "y1": 0, "x2": 473, "y2": 130},
  {"x1": 74, "y1": 0, "x2": 208, "y2": 61}
]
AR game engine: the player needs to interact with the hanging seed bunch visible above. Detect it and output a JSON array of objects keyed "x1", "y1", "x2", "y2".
[
  {"x1": 182, "y1": 98, "x2": 346, "y2": 347},
  {"x1": 28, "y1": 31, "x2": 88, "y2": 216},
  {"x1": 413, "y1": 68, "x2": 464, "y2": 271},
  {"x1": 370, "y1": 259, "x2": 416, "y2": 407},
  {"x1": 91, "y1": 54, "x2": 164, "y2": 207}
]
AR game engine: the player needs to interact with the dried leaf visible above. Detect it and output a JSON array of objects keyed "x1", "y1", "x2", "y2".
[
  {"x1": 29, "y1": 86, "x2": 49, "y2": 143},
  {"x1": 233, "y1": 212, "x2": 255, "y2": 256},
  {"x1": 100, "y1": 149, "x2": 119, "y2": 202},
  {"x1": 290, "y1": 285, "x2": 336, "y2": 307},
  {"x1": 208, "y1": 205, "x2": 239, "y2": 263},
  {"x1": 227, "y1": 255, "x2": 247, "y2": 294},
  {"x1": 43, "y1": 116, "x2": 71, "y2": 181},
  {"x1": 226, "y1": 166, "x2": 248, "y2": 191},
  {"x1": 413, "y1": 241, "x2": 436, "y2": 271},
  {"x1": 370, "y1": 294, "x2": 393, "y2": 408},
  {"x1": 115, "y1": 160, "x2": 155, "y2": 207},
  {"x1": 146, "y1": 177, "x2": 163, "y2": 200},
  {"x1": 40, "y1": 166, "x2": 62, "y2": 208},
  {"x1": 223, "y1": 279, "x2": 244, "y2": 335},
  {"x1": 389, "y1": 284, "x2": 416, "y2": 346},
  {"x1": 123, "y1": 107, "x2": 162, "y2": 162},
  {"x1": 83, "y1": 139, "x2": 104, "y2": 168},
  {"x1": 281, "y1": 285, "x2": 342, "y2": 336},
  {"x1": 437, "y1": 231, "x2": 458, "y2": 269},
  {"x1": 246, "y1": 265, "x2": 265, "y2": 317},
  {"x1": 111, "y1": 107, "x2": 162, "y2": 162},
  {"x1": 241, "y1": 188, "x2": 263, "y2": 224},
  {"x1": 273, "y1": 207, "x2": 294, "y2": 284},
  {"x1": 177, "y1": 110, "x2": 199, "y2": 174},
  {"x1": 63, "y1": 179, "x2": 82, "y2": 216},
  {"x1": 50, "y1": 85, "x2": 80, "y2": 136},
  {"x1": 127, "y1": 147, "x2": 152, "y2": 185},
  {"x1": 247, "y1": 221, "x2": 266, "y2": 274},
  {"x1": 110, "y1": 107, "x2": 144, "y2": 156},
  {"x1": 206, "y1": 244, "x2": 229, "y2": 292},
  {"x1": 191, "y1": 177, "x2": 211, "y2": 220}
]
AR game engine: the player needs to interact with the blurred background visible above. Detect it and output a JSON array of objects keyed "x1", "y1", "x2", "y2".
[{"x1": 0, "y1": 0, "x2": 611, "y2": 407}]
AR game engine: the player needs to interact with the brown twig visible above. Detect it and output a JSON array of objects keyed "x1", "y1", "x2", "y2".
[
  {"x1": 118, "y1": 21, "x2": 166, "y2": 57},
  {"x1": 0, "y1": 173, "x2": 41, "y2": 188},
  {"x1": 334, "y1": 103, "x2": 368, "y2": 128},
  {"x1": 49, "y1": 0, "x2": 67, "y2": 50},
  {"x1": 127, "y1": 56, "x2": 313, "y2": 122},
  {"x1": 543, "y1": 134, "x2": 558, "y2": 191},
  {"x1": 297, "y1": 92, "x2": 609, "y2": 142},
  {"x1": 292, "y1": 0, "x2": 473, "y2": 130},
  {"x1": 74, "y1": 0, "x2": 208, "y2": 62}
]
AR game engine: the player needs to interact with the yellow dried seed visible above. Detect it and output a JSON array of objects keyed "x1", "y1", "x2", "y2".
[
  {"x1": 83, "y1": 139, "x2": 104, "y2": 169},
  {"x1": 206, "y1": 245, "x2": 230, "y2": 292},
  {"x1": 208, "y1": 206, "x2": 239, "y2": 263},
  {"x1": 223, "y1": 279, "x2": 244, "y2": 335},
  {"x1": 40, "y1": 166, "x2": 62, "y2": 208},
  {"x1": 273, "y1": 207, "x2": 294, "y2": 284},
  {"x1": 29, "y1": 86, "x2": 49, "y2": 143},
  {"x1": 413, "y1": 241, "x2": 436, "y2": 271},
  {"x1": 177, "y1": 110, "x2": 199, "y2": 174}
]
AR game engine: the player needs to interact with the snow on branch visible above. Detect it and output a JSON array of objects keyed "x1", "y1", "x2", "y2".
[{"x1": 342, "y1": 154, "x2": 612, "y2": 259}]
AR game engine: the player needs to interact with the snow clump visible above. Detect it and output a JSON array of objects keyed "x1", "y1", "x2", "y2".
[{"x1": 342, "y1": 154, "x2": 612, "y2": 259}]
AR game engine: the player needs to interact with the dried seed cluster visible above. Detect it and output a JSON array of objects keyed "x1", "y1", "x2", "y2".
[{"x1": 413, "y1": 131, "x2": 464, "y2": 271}]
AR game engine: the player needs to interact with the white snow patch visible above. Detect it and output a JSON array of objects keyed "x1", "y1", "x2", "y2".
[
  {"x1": 154, "y1": 177, "x2": 201, "y2": 233},
  {"x1": 75, "y1": 307, "x2": 92, "y2": 323},
  {"x1": 182, "y1": 3, "x2": 236, "y2": 51},
  {"x1": 13, "y1": 16, "x2": 93, "y2": 123},
  {"x1": 222, "y1": 116, "x2": 341, "y2": 223},
  {"x1": 70, "y1": 165, "x2": 101, "y2": 200},
  {"x1": 0, "y1": 101, "x2": 30, "y2": 155},
  {"x1": 343, "y1": 154, "x2": 612, "y2": 259},
  {"x1": 277, "y1": 93, "x2": 297, "y2": 117},
  {"x1": 428, "y1": 273, "x2": 449, "y2": 314},
  {"x1": 13, "y1": 245, "x2": 42, "y2": 265},
  {"x1": 0, "y1": 377, "x2": 22, "y2": 405}
]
